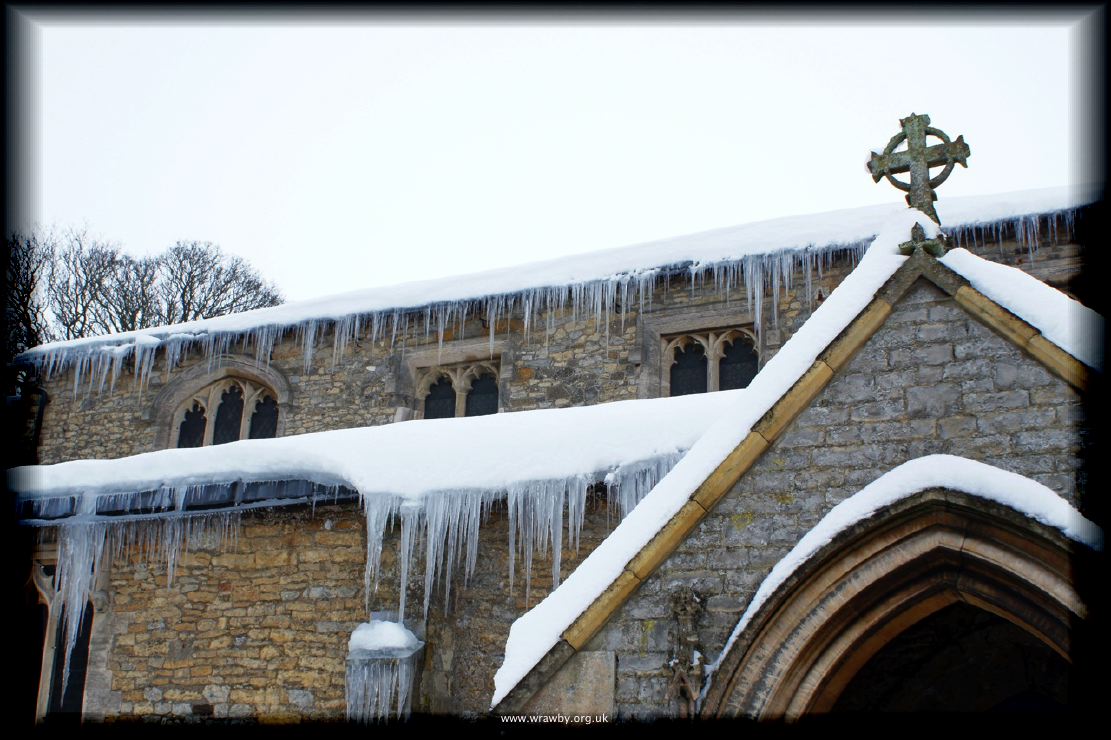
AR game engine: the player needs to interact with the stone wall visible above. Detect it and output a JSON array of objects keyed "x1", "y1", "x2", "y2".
[
  {"x1": 585, "y1": 278, "x2": 1086, "y2": 719},
  {"x1": 85, "y1": 493, "x2": 621, "y2": 721}
]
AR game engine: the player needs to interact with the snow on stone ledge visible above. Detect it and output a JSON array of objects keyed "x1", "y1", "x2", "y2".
[
  {"x1": 490, "y1": 213, "x2": 920, "y2": 707},
  {"x1": 699, "y1": 455, "x2": 1103, "y2": 704},
  {"x1": 349, "y1": 620, "x2": 420, "y2": 654},
  {"x1": 10, "y1": 389, "x2": 733, "y2": 506},
  {"x1": 17, "y1": 185, "x2": 1094, "y2": 363},
  {"x1": 941, "y1": 247, "x2": 1104, "y2": 370}
]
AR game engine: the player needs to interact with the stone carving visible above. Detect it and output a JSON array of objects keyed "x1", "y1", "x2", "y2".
[
  {"x1": 867, "y1": 113, "x2": 970, "y2": 224},
  {"x1": 666, "y1": 586, "x2": 704, "y2": 718}
]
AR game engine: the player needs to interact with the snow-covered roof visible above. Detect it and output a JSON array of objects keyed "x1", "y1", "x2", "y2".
[
  {"x1": 17, "y1": 186, "x2": 1095, "y2": 387},
  {"x1": 11, "y1": 389, "x2": 733, "y2": 510},
  {"x1": 490, "y1": 214, "x2": 1103, "y2": 707}
]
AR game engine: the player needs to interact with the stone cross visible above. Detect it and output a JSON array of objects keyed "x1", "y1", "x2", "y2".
[{"x1": 867, "y1": 113, "x2": 970, "y2": 224}]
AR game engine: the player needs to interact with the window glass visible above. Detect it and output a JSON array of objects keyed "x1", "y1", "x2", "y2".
[
  {"x1": 670, "y1": 343, "x2": 708, "y2": 396},
  {"x1": 177, "y1": 402, "x2": 206, "y2": 448},
  {"x1": 248, "y1": 395, "x2": 279, "y2": 439},
  {"x1": 465, "y1": 373, "x2": 499, "y2": 417},
  {"x1": 424, "y1": 376, "x2": 456, "y2": 419},
  {"x1": 212, "y1": 384, "x2": 244, "y2": 445},
  {"x1": 720, "y1": 335, "x2": 759, "y2": 390}
]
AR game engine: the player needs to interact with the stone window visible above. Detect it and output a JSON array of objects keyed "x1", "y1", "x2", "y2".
[
  {"x1": 663, "y1": 328, "x2": 759, "y2": 397},
  {"x1": 29, "y1": 558, "x2": 93, "y2": 723},
  {"x1": 173, "y1": 377, "x2": 280, "y2": 447},
  {"x1": 415, "y1": 361, "x2": 500, "y2": 419}
]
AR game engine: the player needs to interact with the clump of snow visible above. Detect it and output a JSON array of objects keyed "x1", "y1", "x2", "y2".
[
  {"x1": 349, "y1": 620, "x2": 420, "y2": 654},
  {"x1": 698, "y1": 455, "x2": 1103, "y2": 707},
  {"x1": 490, "y1": 217, "x2": 913, "y2": 707},
  {"x1": 941, "y1": 247, "x2": 1104, "y2": 370}
]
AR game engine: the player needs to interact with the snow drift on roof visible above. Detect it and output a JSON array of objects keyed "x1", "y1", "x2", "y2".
[
  {"x1": 11, "y1": 390, "x2": 732, "y2": 504},
  {"x1": 941, "y1": 247, "x2": 1103, "y2": 370},
  {"x1": 17, "y1": 186, "x2": 1093, "y2": 379}
]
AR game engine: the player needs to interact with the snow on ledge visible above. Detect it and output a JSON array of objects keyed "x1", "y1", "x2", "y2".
[
  {"x1": 941, "y1": 248, "x2": 1104, "y2": 370},
  {"x1": 699, "y1": 455, "x2": 1103, "y2": 704}
]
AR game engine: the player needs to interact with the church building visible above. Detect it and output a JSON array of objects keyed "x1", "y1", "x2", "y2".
[{"x1": 9, "y1": 117, "x2": 1104, "y2": 722}]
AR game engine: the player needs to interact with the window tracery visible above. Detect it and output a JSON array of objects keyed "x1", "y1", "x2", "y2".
[
  {"x1": 414, "y1": 360, "x2": 500, "y2": 419},
  {"x1": 173, "y1": 377, "x2": 280, "y2": 447},
  {"x1": 663, "y1": 328, "x2": 759, "y2": 396}
]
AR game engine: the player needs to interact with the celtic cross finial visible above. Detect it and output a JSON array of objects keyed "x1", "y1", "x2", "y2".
[{"x1": 867, "y1": 113, "x2": 970, "y2": 224}]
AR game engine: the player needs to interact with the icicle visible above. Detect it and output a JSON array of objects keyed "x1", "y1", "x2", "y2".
[
  {"x1": 346, "y1": 645, "x2": 422, "y2": 721},
  {"x1": 49, "y1": 510, "x2": 241, "y2": 693},
  {"x1": 19, "y1": 208, "x2": 1082, "y2": 403}
]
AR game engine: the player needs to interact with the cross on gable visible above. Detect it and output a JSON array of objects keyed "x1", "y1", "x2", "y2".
[{"x1": 867, "y1": 113, "x2": 970, "y2": 223}]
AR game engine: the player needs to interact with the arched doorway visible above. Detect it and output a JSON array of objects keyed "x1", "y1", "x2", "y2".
[
  {"x1": 832, "y1": 602, "x2": 1069, "y2": 712},
  {"x1": 701, "y1": 488, "x2": 1095, "y2": 719}
]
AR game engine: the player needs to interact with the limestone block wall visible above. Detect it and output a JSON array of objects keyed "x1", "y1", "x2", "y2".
[
  {"x1": 585, "y1": 279, "x2": 1087, "y2": 719},
  {"x1": 86, "y1": 492, "x2": 623, "y2": 721}
]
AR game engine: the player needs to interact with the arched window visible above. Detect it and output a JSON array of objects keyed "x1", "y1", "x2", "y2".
[
  {"x1": 212, "y1": 384, "x2": 244, "y2": 445},
  {"x1": 415, "y1": 361, "x2": 500, "y2": 419},
  {"x1": 670, "y1": 341, "x2": 708, "y2": 396},
  {"x1": 664, "y1": 328, "x2": 759, "y2": 397},
  {"x1": 719, "y1": 333, "x2": 759, "y2": 390},
  {"x1": 248, "y1": 395, "x2": 280, "y2": 439},
  {"x1": 173, "y1": 378, "x2": 280, "y2": 447},
  {"x1": 177, "y1": 402, "x2": 207, "y2": 448},
  {"x1": 424, "y1": 375, "x2": 456, "y2": 420},
  {"x1": 464, "y1": 372, "x2": 499, "y2": 417}
]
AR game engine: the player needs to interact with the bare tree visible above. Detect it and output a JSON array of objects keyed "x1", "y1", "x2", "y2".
[
  {"x1": 10, "y1": 233, "x2": 284, "y2": 347},
  {"x1": 94, "y1": 255, "x2": 161, "y2": 334},
  {"x1": 46, "y1": 231, "x2": 123, "y2": 341},
  {"x1": 155, "y1": 241, "x2": 282, "y2": 325},
  {"x1": 4, "y1": 231, "x2": 57, "y2": 359}
]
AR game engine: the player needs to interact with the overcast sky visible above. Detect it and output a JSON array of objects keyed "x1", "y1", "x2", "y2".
[{"x1": 12, "y1": 9, "x2": 1102, "y2": 302}]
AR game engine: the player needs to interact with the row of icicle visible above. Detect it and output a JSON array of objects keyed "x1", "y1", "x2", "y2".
[
  {"x1": 35, "y1": 451, "x2": 683, "y2": 704},
  {"x1": 21, "y1": 210, "x2": 1076, "y2": 402}
]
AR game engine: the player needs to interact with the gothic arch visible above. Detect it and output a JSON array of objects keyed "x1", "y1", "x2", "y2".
[
  {"x1": 146, "y1": 355, "x2": 291, "y2": 449},
  {"x1": 701, "y1": 488, "x2": 1094, "y2": 720}
]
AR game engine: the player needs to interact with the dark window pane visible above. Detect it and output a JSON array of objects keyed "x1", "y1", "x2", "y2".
[
  {"x1": 177, "y1": 402, "x2": 206, "y2": 448},
  {"x1": 249, "y1": 395, "x2": 279, "y2": 439},
  {"x1": 720, "y1": 335, "x2": 759, "y2": 390},
  {"x1": 424, "y1": 376, "x2": 456, "y2": 419},
  {"x1": 47, "y1": 602, "x2": 92, "y2": 720},
  {"x1": 212, "y1": 384, "x2": 244, "y2": 445},
  {"x1": 670, "y1": 342, "x2": 708, "y2": 396},
  {"x1": 465, "y1": 373, "x2": 498, "y2": 417}
]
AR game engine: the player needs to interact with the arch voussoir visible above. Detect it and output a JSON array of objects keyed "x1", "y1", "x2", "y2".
[{"x1": 705, "y1": 488, "x2": 1090, "y2": 720}]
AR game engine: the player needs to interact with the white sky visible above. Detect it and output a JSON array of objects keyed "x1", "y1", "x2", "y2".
[{"x1": 17, "y1": 10, "x2": 1101, "y2": 302}]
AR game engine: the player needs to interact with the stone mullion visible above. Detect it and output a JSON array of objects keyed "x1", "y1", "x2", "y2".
[
  {"x1": 202, "y1": 385, "x2": 221, "y2": 446},
  {"x1": 238, "y1": 382, "x2": 257, "y2": 441},
  {"x1": 706, "y1": 332, "x2": 721, "y2": 392},
  {"x1": 452, "y1": 368, "x2": 469, "y2": 418}
]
